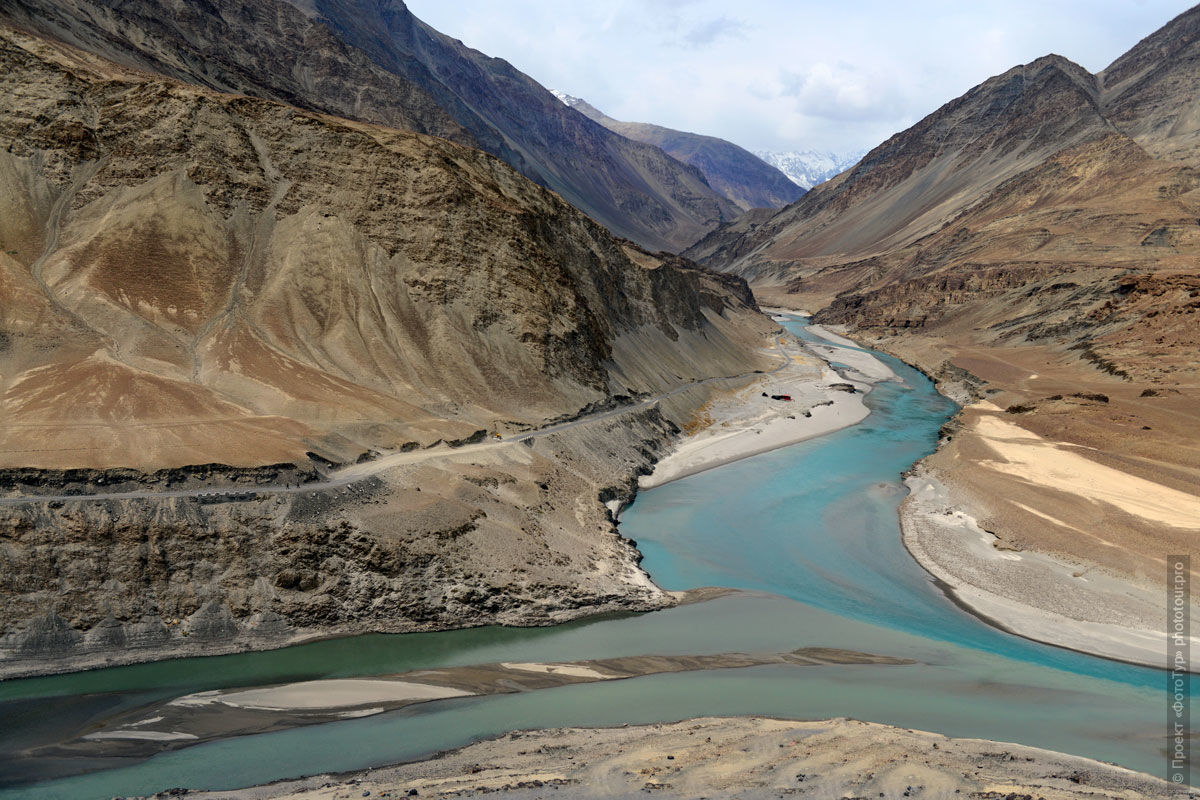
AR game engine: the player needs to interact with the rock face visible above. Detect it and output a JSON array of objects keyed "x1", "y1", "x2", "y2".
[
  {"x1": 0, "y1": 0, "x2": 741, "y2": 252},
  {"x1": 554, "y1": 93, "x2": 805, "y2": 212},
  {"x1": 0, "y1": 22, "x2": 776, "y2": 676},
  {"x1": 0, "y1": 0, "x2": 476, "y2": 146}
]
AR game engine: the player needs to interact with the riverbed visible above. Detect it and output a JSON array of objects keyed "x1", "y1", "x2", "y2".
[{"x1": 0, "y1": 317, "x2": 1190, "y2": 798}]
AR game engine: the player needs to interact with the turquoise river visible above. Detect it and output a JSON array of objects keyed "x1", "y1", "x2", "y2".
[{"x1": 0, "y1": 317, "x2": 1190, "y2": 798}]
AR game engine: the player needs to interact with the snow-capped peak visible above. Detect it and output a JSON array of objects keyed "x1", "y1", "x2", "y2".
[
  {"x1": 754, "y1": 149, "x2": 865, "y2": 190},
  {"x1": 549, "y1": 89, "x2": 581, "y2": 107}
]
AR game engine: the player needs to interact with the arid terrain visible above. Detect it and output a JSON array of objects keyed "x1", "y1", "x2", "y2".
[
  {"x1": 0, "y1": 3, "x2": 1196, "y2": 798},
  {"x1": 0, "y1": 19, "x2": 779, "y2": 676},
  {"x1": 694, "y1": 6, "x2": 1200, "y2": 665},
  {"x1": 195, "y1": 717, "x2": 1182, "y2": 800}
]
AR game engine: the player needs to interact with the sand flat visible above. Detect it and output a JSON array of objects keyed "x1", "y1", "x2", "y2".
[
  {"x1": 174, "y1": 679, "x2": 472, "y2": 711},
  {"x1": 902, "y1": 471, "x2": 1200, "y2": 670},
  {"x1": 975, "y1": 414, "x2": 1200, "y2": 529},
  {"x1": 805, "y1": 325, "x2": 898, "y2": 381},
  {"x1": 641, "y1": 333, "x2": 879, "y2": 489},
  {"x1": 499, "y1": 662, "x2": 614, "y2": 680}
]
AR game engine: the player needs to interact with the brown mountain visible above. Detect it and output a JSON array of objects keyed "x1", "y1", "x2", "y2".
[
  {"x1": 686, "y1": 53, "x2": 1117, "y2": 273},
  {"x1": 691, "y1": 9, "x2": 1200, "y2": 384},
  {"x1": 691, "y1": 6, "x2": 1200, "y2": 630},
  {"x1": 556, "y1": 94, "x2": 805, "y2": 211},
  {"x1": 0, "y1": 0, "x2": 740, "y2": 252},
  {"x1": 0, "y1": 21, "x2": 774, "y2": 674}
]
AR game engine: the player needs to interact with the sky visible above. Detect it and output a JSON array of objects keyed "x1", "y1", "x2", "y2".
[{"x1": 404, "y1": 0, "x2": 1195, "y2": 156}]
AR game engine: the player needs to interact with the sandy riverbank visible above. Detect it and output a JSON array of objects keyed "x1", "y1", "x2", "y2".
[
  {"x1": 903, "y1": 465, "x2": 1200, "y2": 670},
  {"x1": 639, "y1": 319, "x2": 891, "y2": 490},
  {"x1": 898, "y1": 398, "x2": 1200, "y2": 671},
  {"x1": 193, "y1": 716, "x2": 1181, "y2": 800}
]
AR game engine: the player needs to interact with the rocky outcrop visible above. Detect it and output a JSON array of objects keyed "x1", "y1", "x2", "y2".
[
  {"x1": 0, "y1": 462, "x2": 320, "y2": 497},
  {"x1": 0, "y1": 406, "x2": 694, "y2": 678}
]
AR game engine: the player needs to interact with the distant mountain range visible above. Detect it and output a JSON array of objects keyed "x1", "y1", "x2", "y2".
[
  {"x1": 553, "y1": 92, "x2": 804, "y2": 211},
  {"x1": 752, "y1": 150, "x2": 865, "y2": 190}
]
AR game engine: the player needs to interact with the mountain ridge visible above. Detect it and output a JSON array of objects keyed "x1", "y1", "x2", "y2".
[
  {"x1": 691, "y1": 5, "x2": 1200, "y2": 618},
  {"x1": 753, "y1": 150, "x2": 864, "y2": 190},
  {"x1": 551, "y1": 91, "x2": 805, "y2": 211},
  {"x1": 0, "y1": 0, "x2": 740, "y2": 252}
]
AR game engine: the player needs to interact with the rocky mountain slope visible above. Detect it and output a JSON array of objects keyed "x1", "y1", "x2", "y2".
[
  {"x1": 553, "y1": 92, "x2": 804, "y2": 211},
  {"x1": 693, "y1": 52, "x2": 1120, "y2": 277},
  {"x1": 0, "y1": 22, "x2": 776, "y2": 676},
  {"x1": 754, "y1": 149, "x2": 864, "y2": 190},
  {"x1": 693, "y1": 6, "x2": 1200, "y2": 627},
  {"x1": 0, "y1": 0, "x2": 740, "y2": 252},
  {"x1": 693, "y1": 6, "x2": 1200, "y2": 389}
]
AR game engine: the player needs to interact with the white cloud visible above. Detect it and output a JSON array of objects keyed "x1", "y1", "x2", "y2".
[
  {"x1": 678, "y1": 15, "x2": 749, "y2": 47},
  {"x1": 779, "y1": 62, "x2": 906, "y2": 123}
]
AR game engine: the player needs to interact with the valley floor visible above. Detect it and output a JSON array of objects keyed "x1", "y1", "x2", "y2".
[{"x1": 192, "y1": 716, "x2": 1181, "y2": 800}]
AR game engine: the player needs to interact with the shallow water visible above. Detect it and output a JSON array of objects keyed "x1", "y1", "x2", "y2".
[{"x1": 0, "y1": 318, "x2": 1190, "y2": 798}]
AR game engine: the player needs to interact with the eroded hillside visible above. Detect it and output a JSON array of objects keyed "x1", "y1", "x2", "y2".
[{"x1": 0, "y1": 23, "x2": 776, "y2": 675}]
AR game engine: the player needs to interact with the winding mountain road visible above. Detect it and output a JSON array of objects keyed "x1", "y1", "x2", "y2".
[{"x1": 0, "y1": 338, "x2": 795, "y2": 507}]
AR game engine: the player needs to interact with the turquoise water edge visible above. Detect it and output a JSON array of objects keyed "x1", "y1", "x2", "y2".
[{"x1": 0, "y1": 317, "x2": 1190, "y2": 798}]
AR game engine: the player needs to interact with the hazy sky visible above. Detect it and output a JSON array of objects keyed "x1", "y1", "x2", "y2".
[{"x1": 404, "y1": 1, "x2": 1194, "y2": 155}]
